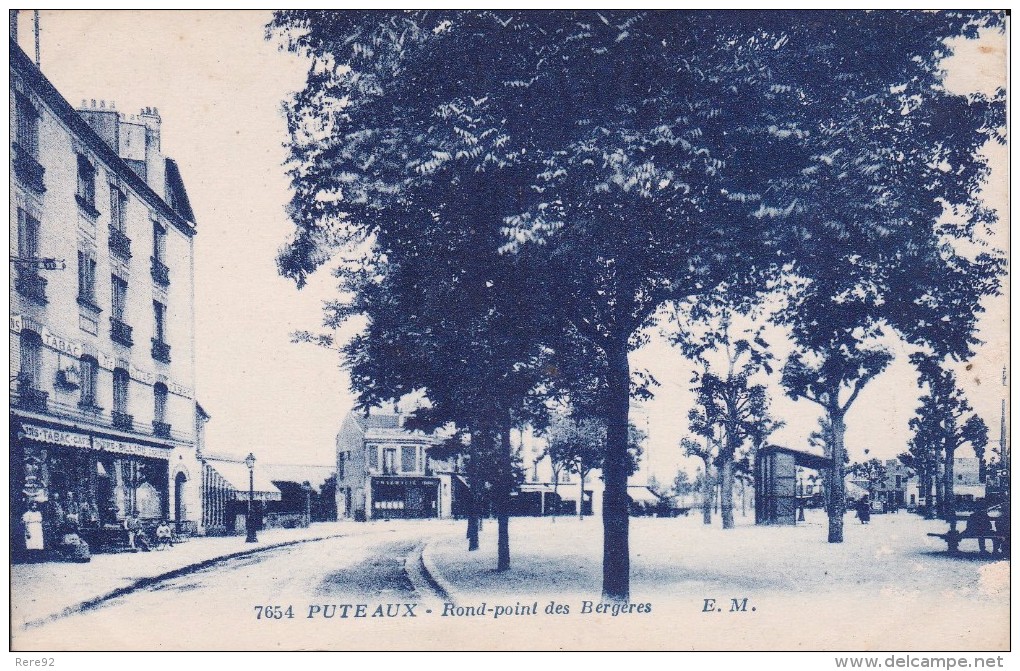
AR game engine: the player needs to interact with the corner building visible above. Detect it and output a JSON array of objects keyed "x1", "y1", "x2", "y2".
[{"x1": 9, "y1": 41, "x2": 203, "y2": 554}]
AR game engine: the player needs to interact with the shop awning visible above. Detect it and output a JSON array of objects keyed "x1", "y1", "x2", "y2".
[{"x1": 205, "y1": 459, "x2": 282, "y2": 502}]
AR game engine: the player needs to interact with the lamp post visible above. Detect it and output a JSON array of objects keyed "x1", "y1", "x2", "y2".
[
  {"x1": 797, "y1": 467, "x2": 806, "y2": 522},
  {"x1": 302, "y1": 480, "x2": 312, "y2": 528},
  {"x1": 245, "y1": 452, "x2": 258, "y2": 543}
]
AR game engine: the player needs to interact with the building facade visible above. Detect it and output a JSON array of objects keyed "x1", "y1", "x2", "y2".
[
  {"x1": 10, "y1": 41, "x2": 202, "y2": 555},
  {"x1": 335, "y1": 411, "x2": 466, "y2": 520}
]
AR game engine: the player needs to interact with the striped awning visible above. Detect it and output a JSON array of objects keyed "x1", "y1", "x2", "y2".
[{"x1": 205, "y1": 459, "x2": 282, "y2": 502}]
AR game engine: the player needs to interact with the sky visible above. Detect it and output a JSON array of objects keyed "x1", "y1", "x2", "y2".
[{"x1": 18, "y1": 11, "x2": 1009, "y2": 479}]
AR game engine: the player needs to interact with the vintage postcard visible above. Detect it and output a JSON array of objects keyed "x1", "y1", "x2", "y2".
[{"x1": 9, "y1": 10, "x2": 1009, "y2": 656}]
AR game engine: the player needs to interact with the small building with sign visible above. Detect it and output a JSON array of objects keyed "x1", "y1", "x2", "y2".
[
  {"x1": 9, "y1": 35, "x2": 204, "y2": 556},
  {"x1": 335, "y1": 410, "x2": 467, "y2": 521}
]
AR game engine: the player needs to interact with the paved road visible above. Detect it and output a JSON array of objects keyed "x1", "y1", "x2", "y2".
[{"x1": 14, "y1": 523, "x2": 457, "y2": 651}]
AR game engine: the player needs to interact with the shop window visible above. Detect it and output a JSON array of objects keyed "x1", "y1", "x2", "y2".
[{"x1": 401, "y1": 446, "x2": 416, "y2": 473}]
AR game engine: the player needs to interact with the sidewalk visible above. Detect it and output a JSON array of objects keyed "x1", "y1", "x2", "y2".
[
  {"x1": 11, "y1": 521, "x2": 354, "y2": 629},
  {"x1": 420, "y1": 512, "x2": 1010, "y2": 650}
]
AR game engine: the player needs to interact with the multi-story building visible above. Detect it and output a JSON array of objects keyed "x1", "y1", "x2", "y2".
[
  {"x1": 335, "y1": 410, "x2": 467, "y2": 520},
  {"x1": 9, "y1": 39, "x2": 203, "y2": 554}
]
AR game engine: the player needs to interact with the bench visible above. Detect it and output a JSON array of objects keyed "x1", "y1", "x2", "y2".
[{"x1": 927, "y1": 528, "x2": 1007, "y2": 555}]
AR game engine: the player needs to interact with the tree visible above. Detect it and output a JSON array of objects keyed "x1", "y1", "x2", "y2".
[
  {"x1": 909, "y1": 354, "x2": 989, "y2": 521},
  {"x1": 848, "y1": 458, "x2": 889, "y2": 501},
  {"x1": 681, "y1": 436, "x2": 716, "y2": 526},
  {"x1": 671, "y1": 470, "x2": 693, "y2": 500},
  {"x1": 678, "y1": 304, "x2": 775, "y2": 529},
  {"x1": 270, "y1": 9, "x2": 1005, "y2": 599}
]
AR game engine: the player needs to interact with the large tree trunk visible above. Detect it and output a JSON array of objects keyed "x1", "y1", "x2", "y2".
[
  {"x1": 466, "y1": 428, "x2": 487, "y2": 551},
  {"x1": 578, "y1": 466, "x2": 585, "y2": 520},
  {"x1": 601, "y1": 341, "x2": 631, "y2": 602},
  {"x1": 720, "y1": 457, "x2": 735, "y2": 529},
  {"x1": 496, "y1": 424, "x2": 512, "y2": 571},
  {"x1": 942, "y1": 443, "x2": 957, "y2": 523},
  {"x1": 827, "y1": 409, "x2": 847, "y2": 543},
  {"x1": 922, "y1": 464, "x2": 936, "y2": 519},
  {"x1": 701, "y1": 459, "x2": 713, "y2": 525},
  {"x1": 935, "y1": 448, "x2": 946, "y2": 519}
]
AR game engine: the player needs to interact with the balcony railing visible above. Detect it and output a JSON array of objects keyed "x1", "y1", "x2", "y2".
[
  {"x1": 17, "y1": 385, "x2": 49, "y2": 413},
  {"x1": 77, "y1": 400, "x2": 103, "y2": 415},
  {"x1": 112, "y1": 411, "x2": 134, "y2": 431},
  {"x1": 15, "y1": 270, "x2": 48, "y2": 305},
  {"x1": 110, "y1": 318, "x2": 134, "y2": 347},
  {"x1": 75, "y1": 194, "x2": 101, "y2": 219},
  {"x1": 153, "y1": 421, "x2": 172, "y2": 438},
  {"x1": 108, "y1": 227, "x2": 132, "y2": 259},
  {"x1": 151, "y1": 257, "x2": 170, "y2": 286},
  {"x1": 13, "y1": 142, "x2": 45, "y2": 193},
  {"x1": 151, "y1": 338, "x2": 172, "y2": 364}
]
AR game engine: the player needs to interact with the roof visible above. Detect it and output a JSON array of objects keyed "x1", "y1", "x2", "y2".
[
  {"x1": 627, "y1": 486, "x2": 662, "y2": 505},
  {"x1": 9, "y1": 43, "x2": 196, "y2": 237},
  {"x1": 204, "y1": 458, "x2": 282, "y2": 501},
  {"x1": 759, "y1": 444, "x2": 831, "y2": 470},
  {"x1": 263, "y1": 463, "x2": 335, "y2": 492},
  {"x1": 349, "y1": 411, "x2": 441, "y2": 444}
]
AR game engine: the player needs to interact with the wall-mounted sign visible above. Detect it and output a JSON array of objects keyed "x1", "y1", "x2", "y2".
[
  {"x1": 20, "y1": 423, "x2": 91, "y2": 449},
  {"x1": 168, "y1": 380, "x2": 194, "y2": 399},
  {"x1": 94, "y1": 437, "x2": 171, "y2": 460},
  {"x1": 10, "y1": 314, "x2": 23, "y2": 333},
  {"x1": 42, "y1": 327, "x2": 84, "y2": 358},
  {"x1": 129, "y1": 363, "x2": 155, "y2": 385}
]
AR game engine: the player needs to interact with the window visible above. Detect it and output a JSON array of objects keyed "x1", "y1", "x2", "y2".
[
  {"x1": 153, "y1": 383, "x2": 168, "y2": 424},
  {"x1": 113, "y1": 368, "x2": 130, "y2": 414},
  {"x1": 383, "y1": 448, "x2": 397, "y2": 475},
  {"x1": 76, "y1": 155, "x2": 97, "y2": 213},
  {"x1": 79, "y1": 356, "x2": 99, "y2": 409},
  {"x1": 338, "y1": 452, "x2": 346, "y2": 479},
  {"x1": 401, "y1": 446, "x2": 417, "y2": 473},
  {"x1": 77, "y1": 250, "x2": 98, "y2": 304},
  {"x1": 895, "y1": 475, "x2": 902, "y2": 487},
  {"x1": 110, "y1": 187, "x2": 127, "y2": 232},
  {"x1": 368, "y1": 445, "x2": 379, "y2": 471},
  {"x1": 14, "y1": 94, "x2": 44, "y2": 192},
  {"x1": 111, "y1": 275, "x2": 128, "y2": 321},
  {"x1": 15, "y1": 94, "x2": 39, "y2": 157},
  {"x1": 17, "y1": 209, "x2": 40, "y2": 259},
  {"x1": 153, "y1": 221, "x2": 166, "y2": 263},
  {"x1": 19, "y1": 330, "x2": 42, "y2": 388},
  {"x1": 153, "y1": 301, "x2": 166, "y2": 342}
]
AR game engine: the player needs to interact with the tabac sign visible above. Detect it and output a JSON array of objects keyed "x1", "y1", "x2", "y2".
[{"x1": 20, "y1": 424, "x2": 91, "y2": 449}]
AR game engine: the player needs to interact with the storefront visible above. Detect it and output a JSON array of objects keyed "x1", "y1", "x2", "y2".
[
  {"x1": 11, "y1": 419, "x2": 173, "y2": 556},
  {"x1": 370, "y1": 476, "x2": 440, "y2": 519}
]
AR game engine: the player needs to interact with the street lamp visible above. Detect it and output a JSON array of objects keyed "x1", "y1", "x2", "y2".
[
  {"x1": 797, "y1": 467, "x2": 806, "y2": 522},
  {"x1": 302, "y1": 480, "x2": 312, "y2": 528},
  {"x1": 245, "y1": 452, "x2": 258, "y2": 543}
]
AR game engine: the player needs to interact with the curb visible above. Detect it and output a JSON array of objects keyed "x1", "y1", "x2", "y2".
[
  {"x1": 419, "y1": 540, "x2": 458, "y2": 606},
  {"x1": 21, "y1": 531, "x2": 350, "y2": 630}
]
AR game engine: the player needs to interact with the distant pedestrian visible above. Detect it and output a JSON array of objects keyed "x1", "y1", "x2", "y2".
[
  {"x1": 22, "y1": 501, "x2": 45, "y2": 558},
  {"x1": 856, "y1": 497, "x2": 871, "y2": 525}
]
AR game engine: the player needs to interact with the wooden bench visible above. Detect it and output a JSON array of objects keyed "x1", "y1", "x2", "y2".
[{"x1": 927, "y1": 528, "x2": 1006, "y2": 554}]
